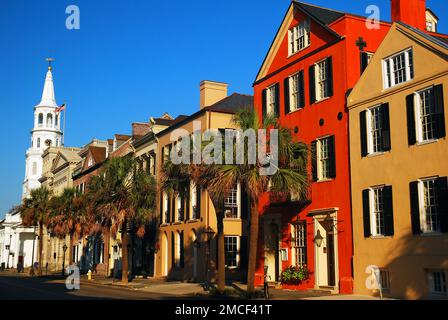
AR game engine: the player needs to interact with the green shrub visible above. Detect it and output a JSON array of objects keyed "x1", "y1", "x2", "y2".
[{"x1": 280, "y1": 265, "x2": 310, "y2": 285}]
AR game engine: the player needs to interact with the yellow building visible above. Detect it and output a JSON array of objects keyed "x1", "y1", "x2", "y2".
[
  {"x1": 154, "y1": 81, "x2": 253, "y2": 282},
  {"x1": 348, "y1": 22, "x2": 448, "y2": 299}
]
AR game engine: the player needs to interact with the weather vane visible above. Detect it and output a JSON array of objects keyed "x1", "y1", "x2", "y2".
[{"x1": 46, "y1": 57, "x2": 55, "y2": 70}]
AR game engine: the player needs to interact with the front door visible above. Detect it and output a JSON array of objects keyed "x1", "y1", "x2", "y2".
[
  {"x1": 315, "y1": 217, "x2": 336, "y2": 288},
  {"x1": 264, "y1": 216, "x2": 281, "y2": 282}
]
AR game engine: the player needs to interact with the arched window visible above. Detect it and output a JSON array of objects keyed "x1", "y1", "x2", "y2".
[
  {"x1": 55, "y1": 115, "x2": 59, "y2": 127},
  {"x1": 46, "y1": 114, "x2": 53, "y2": 127},
  {"x1": 37, "y1": 138, "x2": 41, "y2": 148},
  {"x1": 31, "y1": 138, "x2": 33, "y2": 147},
  {"x1": 38, "y1": 114, "x2": 43, "y2": 127},
  {"x1": 32, "y1": 162, "x2": 37, "y2": 175},
  {"x1": 56, "y1": 139, "x2": 59, "y2": 147}
]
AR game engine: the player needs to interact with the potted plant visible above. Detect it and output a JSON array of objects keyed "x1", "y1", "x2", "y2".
[{"x1": 280, "y1": 265, "x2": 310, "y2": 285}]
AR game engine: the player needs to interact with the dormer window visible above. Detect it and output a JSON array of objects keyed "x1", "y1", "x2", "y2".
[
  {"x1": 288, "y1": 19, "x2": 311, "y2": 56},
  {"x1": 382, "y1": 48, "x2": 414, "y2": 89},
  {"x1": 87, "y1": 156, "x2": 93, "y2": 167}
]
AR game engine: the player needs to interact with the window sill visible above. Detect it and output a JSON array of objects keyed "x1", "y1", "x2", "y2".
[
  {"x1": 416, "y1": 139, "x2": 438, "y2": 146},
  {"x1": 367, "y1": 151, "x2": 387, "y2": 158},
  {"x1": 418, "y1": 231, "x2": 444, "y2": 237},
  {"x1": 187, "y1": 219, "x2": 200, "y2": 224},
  {"x1": 160, "y1": 223, "x2": 170, "y2": 227},
  {"x1": 224, "y1": 218, "x2": 242, "y2": 222},
  {"x1": 314, "y1": 97, "x2": 331, "y2": 105},
  {"x1": 368, "y1": 235, "x2": 392, "y2": 239},
  {"x1": 172, "y1": 221, "x2": 182, "y2": 225},
  {"x1": 287, "y1": 45, "x2": 310, "y2": 59},
  {"x1": 287, "y1": 108, "x2": 304, "y2": 115},
  {"x1": 316, "y1": 178, "x2": 334, "y2": 183}
]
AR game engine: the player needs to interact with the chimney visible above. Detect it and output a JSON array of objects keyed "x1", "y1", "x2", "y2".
[
  {"x1": 199, "y1": 80, "x2": 228, "y2": 109},
  {"x1": 132, "y1": 122, "x2": 151, "y2": 138},
  {"x1": 391, "y1": 0, "x2": 427, "y2": 31}
]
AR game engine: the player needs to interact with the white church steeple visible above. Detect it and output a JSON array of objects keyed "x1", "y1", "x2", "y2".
[{"x1": 22, "y1": 59, "x2": 64, "y2": 199}]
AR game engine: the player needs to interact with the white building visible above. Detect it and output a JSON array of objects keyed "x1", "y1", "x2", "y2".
[
  {"x1": 22, "y1": 63, "x2": 63, "y2": 199},
  {"x1": 0, "y1": 209, "x2": 37, "y2": 269}
]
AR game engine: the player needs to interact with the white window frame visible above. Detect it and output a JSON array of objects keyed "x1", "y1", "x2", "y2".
[
  {"x1": 315, "y1": 59, "x2": 329, "y2": 101},
  {"x1": 291, "y1": 222, "x2": 307, "y2": 267},
  {"x1": 266, "y1": 85, "x2": 277, "y2": 115},
  {"x1": 176, "y1": 195, "x2": 182, "y2": 222},
  {"x1": 224, "y1": 183, "x2": 241, "y2": 219},
  {"x1": 414, "y1": 87, "x2": 438, "y2": 143},
  {"x1": 175, "y1": 232, "x2": 181, "y2": 267},
  {"x1": 418, "y1": 178, "x2": 441, "y2": 234},
  {"x1": 163, "y1": 192, "x2": 169, "y2": 224},
  {"x1": 428, "y1": 270, "x2": 447, "y2": 296},
  {"x1": 369, "y1": 187, "x2": 386, "y2": 237},
  {"x1": 317, "y1": 136, "x2": 331, "y2": 181},
  {"x1": 366, "y1": 105, "x2": 384, "y2": 155},
  {"x1": 224, "y1": 235, "x2": 240, "y2": 269},
  {"x1": 288, "y1": 19, "x2": 310, "y2": 56},
  {"x1": 288, "y1": 72, "x2": 303, "y2": 112},
  {"x1": 190, "y1": 182, "x2": 199, "y2": 220},
  {"x1": 382, "y1": 48, "x2": 414, "y2": 89}
]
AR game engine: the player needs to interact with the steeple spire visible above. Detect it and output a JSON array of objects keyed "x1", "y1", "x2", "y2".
[{"x1": 37, "y1": 58, "x2": 57, "y2": 108}]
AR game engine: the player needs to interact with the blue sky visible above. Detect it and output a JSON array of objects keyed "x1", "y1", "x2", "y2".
[{"x1": 0, "y1": 0, "x2": 446, "y2": 218}]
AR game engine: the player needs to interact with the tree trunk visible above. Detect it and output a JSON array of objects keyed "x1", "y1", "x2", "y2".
[
  {"x1": 216, "y1": 209, "x2": 225, "y2": 293},
  {"x1": 103, "y1": 227, "x2": 110, "y2": 277},
  {"x1": 247, "y1": 202, "x2": 259, "y2": 293},
  {"x1": 68, "y1": 232, "x2": 74, "y2": 265},
  {"x1": 38, "y1": 222, "x2": 44, "y2": 276},
  {"x1": 121, "y1": 225, "x2": 129, "y2": 283}
]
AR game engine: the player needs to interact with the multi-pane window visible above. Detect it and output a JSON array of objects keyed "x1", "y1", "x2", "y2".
[
  {"x1": 421, "y1": 179, "x2": 440, "y2": 233},
  {"x1": 417, "y1": 88, "x2": 437, "y2": 142},
  {"x1": 428, "y1": 270, "x2": 447, "y2": 295},
  {"x1": 224, "y1": 236, "x2": 239, "y2": 268},
  {"x1": 368, "y1": 106, "x2": 383, "y2": 154},
  {"x1": 288, "y1": 20, "x2": 310, "y2": 55},
  {"x1": 289, "y1": 73, "x2": 301, "y2": 111},
  {"x1": 318, "y1": 137, "x2": 330, "y2": 180},
  {"x1": 370, "y1": 187, "x2": 385, "y2": 236},
  {"x1": 292, "y1": 222, "x2": 307, "y2": 266},
  {"x1": 380, "y1": 269, "x2": 391, "y2": 292},
  {"x1": 224, "y1": 184, "x2": 240, "y2": 218},
  {"x1": 383, "y1": 49, "x2": 414, "y2": 88},
  {"x1": 267, "y1": 85, "x2": 277, "y2": 115},
  {"x1": 316, "y1": 60, "x2": 328, "y2": 101}
]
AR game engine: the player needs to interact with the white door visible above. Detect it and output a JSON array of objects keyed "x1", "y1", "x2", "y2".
[
  {"x1": 264, "y1": 217, "x2": 280, "y2": 281},
  {"x1": 315, "y1": 221, "x2": 328, "y2": 286}
]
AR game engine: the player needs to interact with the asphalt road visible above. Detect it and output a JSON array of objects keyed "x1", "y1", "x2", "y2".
[{"x1": 0, "y1": 272, "x2": 193, "y2": 300}]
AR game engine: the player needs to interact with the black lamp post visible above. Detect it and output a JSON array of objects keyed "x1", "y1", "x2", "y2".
[{"x1": 62, "y1": 244, "x2": 68, "y2": 276}]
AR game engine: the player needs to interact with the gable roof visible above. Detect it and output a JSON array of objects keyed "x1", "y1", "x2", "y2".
[
  {"x1": 255, "y1": 1, "x2": 346, "y2": 82},
  {"x1": 398, "y1": 22, "x2": 448, "y2": 50}
]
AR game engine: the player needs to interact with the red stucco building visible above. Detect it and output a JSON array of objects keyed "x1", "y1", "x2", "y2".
[{"x1": 252, "y1": 1, "x2": 394, "y2": 293}]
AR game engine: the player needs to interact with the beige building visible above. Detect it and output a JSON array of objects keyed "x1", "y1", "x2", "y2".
[
  {"x1": 348, "y1": 22, "x2": 448, "y2": 299},
  {"x1": 39, "y1": 146, "x2": 81, "y2": 273},
  {"x1": 154, "y1": 81, "x2": 253, "y2": 282}
]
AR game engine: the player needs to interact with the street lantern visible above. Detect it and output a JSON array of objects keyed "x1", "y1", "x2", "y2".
[
  {"x1": 314, "y1": 230, "x2": 324, "y2": 248},
  {"x1": 62, "y1": 244, "x2": 68, "y2": 277}
]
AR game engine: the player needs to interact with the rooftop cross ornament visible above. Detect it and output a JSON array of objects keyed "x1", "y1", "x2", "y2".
[
  {"x1": 46, "y1": 57, "x2": 55, "y2": 70},
  {"x1": 355, "y1": 37, "x2": 367, "y2": 51}
]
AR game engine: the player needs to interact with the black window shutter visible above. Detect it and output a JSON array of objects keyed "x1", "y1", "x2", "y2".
[
  {"x1": 262, "y1": 89, "x2": 267, "y2": 122},
  {"x1": 241, "y1": 186, "x2": 249, "y2": 220},
  {"x1": 326, "y1": 57, "x2": 334, "y2": 97},
  {"x1": 409, "y1": 181, "x2": 421, "y2": 234},
  {"x1": 362, "y1": 189, "x2": 371, "y2": 237},
  {"x1": 328, "y1": 135, "x2": 336, "y2": 179},
  {"x1": 299, "y1": 70, "x2": 305, "y2": 108},
  {"x1": 284, "y1": 78, "x2": 290, "y2": 114},
  {"x1": 436, "y1": 177, "x2": 448, "y2": 233},
  {"x1": 381, "y1": 103, "x2": 391, "y2": 151},
  {"x1": 167, "y1": 194, "x2": 171, "y2": 223},
  {"x1": 239, "y1": 236, "x2": 248, "y2": 270},
  {"x1": 309, "y1": 65, "x2": 316, "y2": 104},
  {"x1": 433, "y1": 84, "x2": 446, "y2": 139},
  {"x1": 171, "y1": 195, "x2": 176, "y2": 222},
  {"x1": 185, "y1": 188, "x2": 190, "y2": 221},
  {"x1": 274, "y1": 83, "x2": 280, "y2": 117},
  {"x1": 159, "y1": 194, "x2": 163, "y2": 224},
  {"x1": 180, "y1": 195, "x2": 185, "y2": 221},
  {"x1": 360, "y1": 111, "x2": 368, "y2": 157},
  {"x1": 311, "y1": 140, "x2": 317, "y2": 182},
  {"x1": 383, "y1": 186, "x2": 394, "y2": 236},
  {"x1": 180, "y1": 231, "x2": 184, "y2": 268},
  {"x1": 360, "y1": 52, "x2": 369, "y2": 74},
  {"x1": 196, "y1": 187, "x2": 201, "y2": 219},
  {"x1": 406, "y1": 94, "x2": 417, "y2": 145}
]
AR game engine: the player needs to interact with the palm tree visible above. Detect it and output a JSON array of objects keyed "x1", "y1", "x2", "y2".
[
  {"x1": 21, "y1": 187, "x2": 52, "y2": 275},
  {"x1": 91, "y1": 155, "x2": 157, "y2": 283}
]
